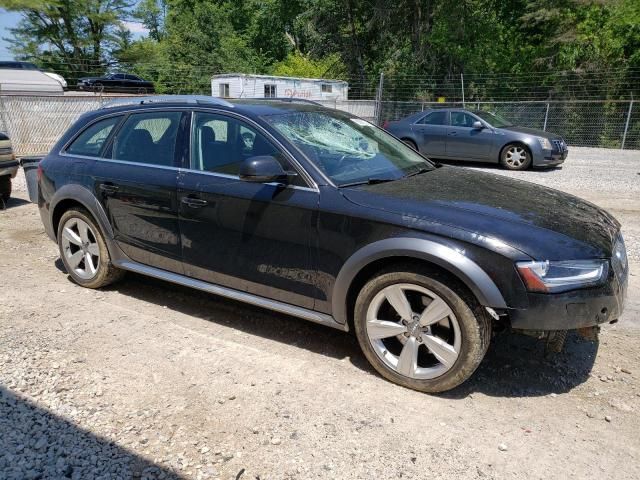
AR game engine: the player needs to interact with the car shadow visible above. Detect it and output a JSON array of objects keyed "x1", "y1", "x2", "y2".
[
  {"x1": 441, "y1": 330, "x2": 598, "y2": 398},
  {"x1": 0, "y1": 196, "x2": 31, "y2": 210},
  {"x1": 0, "y1": 386, "x2": 183, "y2": 479},
  {"x1": 105, "y1": 272, "x2": 372, "y2": 370},
  {"x1": 434, "y1": 159, "x2": 563, "y2": 173},
  {"x1": 91, "y1": 271, "x2": 597, "y2": 398}
]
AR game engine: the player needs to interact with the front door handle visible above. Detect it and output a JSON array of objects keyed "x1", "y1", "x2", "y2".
[
  {"x1": 448, "y1": 131, "x2": 458, "y2": 136},
  {"x1": 181, "y1": 197, "x2": 208, "y2": 208}
]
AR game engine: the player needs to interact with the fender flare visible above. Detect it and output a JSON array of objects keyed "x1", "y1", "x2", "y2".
[
  {"x1": 50, "y1": 184, "x2": 114, "y2": 238},
  {"x1": 331, "y1": 237, "x2": 507, "y2": 325}
]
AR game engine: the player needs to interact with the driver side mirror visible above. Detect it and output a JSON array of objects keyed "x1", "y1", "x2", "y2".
[
  {"x1": 472, "y1": 121, "x2": 484, "y2": 129},
  {"x1": 239, "y1": 155, "x2": 290, "y2": 183}
]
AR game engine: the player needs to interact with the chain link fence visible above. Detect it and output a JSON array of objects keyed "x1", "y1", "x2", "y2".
[{"x1": 0, "y1": 94, "x2": 638, "y2": 156}]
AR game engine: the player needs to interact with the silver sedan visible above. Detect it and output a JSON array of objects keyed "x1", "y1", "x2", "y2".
[{"x1": 385, "y1": 109, "x2": 568, "y2": 170}]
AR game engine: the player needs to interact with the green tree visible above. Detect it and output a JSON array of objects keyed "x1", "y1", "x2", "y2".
[{"x1": 1, "y1": 0, "x2": 132, "y2": 81}]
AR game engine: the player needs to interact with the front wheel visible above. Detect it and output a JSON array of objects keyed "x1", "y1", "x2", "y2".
[
  {"x1": 500, "y1": 143, "x2": 531, "y2": 170},
  {"x1": 57, "y1": 207, "x2": 124, "y2": 288},
  {"x1": 354, "y1": 270, "x2": 490, "y2": 393}
]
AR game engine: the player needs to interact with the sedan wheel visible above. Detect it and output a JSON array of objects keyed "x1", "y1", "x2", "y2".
[
  {"x1": 501, "y1": 143, "x2": 531, "y2": 170},
  {"x1": 354, "y1": 269, "x2": 491, "y2": 392}
]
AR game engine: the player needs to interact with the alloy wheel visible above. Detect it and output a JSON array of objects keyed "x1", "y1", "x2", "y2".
[
  {"x1": 60, "y1": 217, "x2": 100, "y2": 280},
  {"x1": 505, "y1": 146, "x2": 527, "y2": 168},
  {"x1": 365, "y1": 283, "x2": 461, "y2": 380}
]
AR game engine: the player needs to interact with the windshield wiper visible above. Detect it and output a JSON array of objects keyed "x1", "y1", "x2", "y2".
[
  {"x1": 405, "y1": 166, "x2": 435, "y2": 177},
  {"x1": 338, "y1": 177, "x2": 397, "y2": 188}
]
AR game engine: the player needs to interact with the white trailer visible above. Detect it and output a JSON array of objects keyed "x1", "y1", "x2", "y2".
[{"x1": 211, "y1": 73, "x2": 348, "y2": 100}]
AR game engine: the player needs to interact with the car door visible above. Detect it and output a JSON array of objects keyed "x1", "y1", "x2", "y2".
[
  {"x1": 178, "y1": 110, "x2": 318, "y2": 308},
  {"x1": 92, "y1": 109, "x2": 187, "y2": 273},
  {"x1": 411, "y1": 110, "x2": 448, "y2": 157},
  {"x1": 446, "y1": 111, "x2": 495, "y2": 160}
]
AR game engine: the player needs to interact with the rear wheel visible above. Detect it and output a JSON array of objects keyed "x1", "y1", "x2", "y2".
[
  {"x1": 57, "y1": 207, "x2": 124, "y2": 288},
  {"x1": 500, "y1": 143, "x2": 531, "y2": 170},
  {"x1": 354, "y1": 270, "x2": 490, "y2": 393},
  {"x1": 402, "y1": 139, "x2": 418, "y2": 151},
  {"x1": 0, "y1": 175, "x2": 11, "y2": 202}
]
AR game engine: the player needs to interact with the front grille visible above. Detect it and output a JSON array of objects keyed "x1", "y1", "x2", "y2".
[{"x1": 552, "y1": 139, "x2": 566, "y2": 151}]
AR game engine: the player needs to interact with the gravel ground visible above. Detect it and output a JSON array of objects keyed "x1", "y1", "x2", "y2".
[{"x1": 1, "y1": 147, "x2": 639, "y2": 479}]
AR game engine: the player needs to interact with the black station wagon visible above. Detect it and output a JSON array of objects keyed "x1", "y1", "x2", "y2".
[{"x1": 37, "y1": 96, "x2": 628, "y2": 392}]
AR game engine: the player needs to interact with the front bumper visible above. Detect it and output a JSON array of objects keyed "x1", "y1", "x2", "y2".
[
  {"x1": 507, "y1": 262, "x2": 628, "y2": 331},
  {"x1": 0, "y1": 160, "x2": 19, "y2": 178}
]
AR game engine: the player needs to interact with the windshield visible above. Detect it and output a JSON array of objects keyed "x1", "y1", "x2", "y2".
[
  {"x1": 473, "y1": 111, "x2": 513, "y2": 128},
  {"x1": 262, "y1": 110, "x2": 433, "y2": 185}
]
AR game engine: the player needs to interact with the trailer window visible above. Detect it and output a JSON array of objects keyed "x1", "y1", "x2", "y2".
[
  {"x1": 321, "y1": 84, "x2": 332, "y2": 93},
  {"x1": 219, "y1": 83, "x2": 230, "y2": 98},
  {"x1": 264, "y1": 84, "x2": 277, "y2": 98}
]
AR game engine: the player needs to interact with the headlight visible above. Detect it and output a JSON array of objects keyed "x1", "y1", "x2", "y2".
[
  {"x1": 612, "y1": 235, "x2": 628, "y2": 277},
  {"x1": 537, "y1": 136, "x2": 552, "y2": 150},
  {"x1": 516, "y1": 259, "x2": 608, "y2": 293}
]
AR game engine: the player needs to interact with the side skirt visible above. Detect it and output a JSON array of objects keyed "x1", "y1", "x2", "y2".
[{"x1": 114, "y1": 260, "x2": 349, "y2": 332}]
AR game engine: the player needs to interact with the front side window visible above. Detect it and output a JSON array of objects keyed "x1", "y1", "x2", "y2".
[
  {"x1": 474, "y1": 111, "x2": 513, "y2": 127},
  {"x1": 191, "y1": 112, "x2": 303, "y2": 184},
  {"x1": 263, "y1": 110, "x2": 433, "y2": 186},
  {"x1": 264, "y1": 84, "x2": 277, "y2": 98},
  {"x1": 418, "y1": 111, "x2": 448, "y2": 126},
  {"x1": 66, "y1": 116, "x2": 122, "y2": 157},
  {"x1": 111, "y1": 111, "x2": 182, "y2": 166},
  {"x1": 450, "y1": 112, "x2": 477, "y2": 128}
]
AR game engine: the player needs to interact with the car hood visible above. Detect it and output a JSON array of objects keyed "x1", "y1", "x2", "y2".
[
  {"x1": 500, "y1": 125, "x2": 559, "y2": 139},
  {"x1": 341, "y1": 167, "x2": 619, "y2": 260}
]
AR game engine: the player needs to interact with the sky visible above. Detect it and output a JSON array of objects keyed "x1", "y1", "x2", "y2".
[{"x1": 0, "y1": 8, "x2": 148, "y2": 60}]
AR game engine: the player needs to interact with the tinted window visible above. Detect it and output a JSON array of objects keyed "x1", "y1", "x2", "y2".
[
  {"x1": 125, "y1": 74, "x2": 141, "y2": 81},
  {"x1": 191, "y1": 112, "x2": 303, "y2": 184},
  {"x1": 451, "y1": 112, "x2": 477, "y2": 128},
  {"x1": 111, "y1": 111, "x2": 182, "y2": 166},
  {"x1": 66, "y1": 116, "x2": 121, "y2": 157},
  {"x1": 418, "y1": 111, "x2": 448, "y2": 125},
  {"x1": 113, "y1": 74, "x2": 126, "y2": 79}
]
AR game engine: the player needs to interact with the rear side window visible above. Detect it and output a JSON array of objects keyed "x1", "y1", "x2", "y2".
[
  {"x1": 66, "y1": 116, "x2": 121, "y2": 157},
  {"x1": 111, "y1": 111, "x2": 182, "y2": 166},
  {"x1": 417, "y1": 111, "x2": 448, "y2": 125}
]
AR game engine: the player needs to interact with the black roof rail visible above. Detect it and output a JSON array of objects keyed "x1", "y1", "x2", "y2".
[{"x1": 102, "y1": 95, "x2": 234, "y2": 109}]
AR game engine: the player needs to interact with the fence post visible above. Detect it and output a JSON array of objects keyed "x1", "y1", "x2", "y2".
[
  {"x1": 621, "y1": 99, "x2": 633, "y2": 150},
  {"x1": 375, "y1": 72, "x2": 384, "y2": 125},
  {"x1": 460, "y1": 73, "x2": 465, "y2": 108},
  {"x1": 543, "y1": 103, "x2": 550, "y2": 131}
]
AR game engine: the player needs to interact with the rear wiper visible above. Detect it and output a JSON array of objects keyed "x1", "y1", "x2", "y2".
[{"x1": 338, "y1": 177, "x2": 397, "y2": 188}]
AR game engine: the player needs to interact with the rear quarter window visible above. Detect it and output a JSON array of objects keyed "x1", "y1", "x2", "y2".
[{"x1": 65, "y1": 116, "x2": 122, "y2": 157}]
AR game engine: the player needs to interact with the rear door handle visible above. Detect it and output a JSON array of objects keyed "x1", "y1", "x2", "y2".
[
  {"x1": 181, "y1": 197, "x2": 208, "y2": 208},
  {"x1": 448, "y1": 132, "x2": 457, "y2": 136},
  {"x1": 99, "y1": 183, "x2": 119, "y2": 194}
]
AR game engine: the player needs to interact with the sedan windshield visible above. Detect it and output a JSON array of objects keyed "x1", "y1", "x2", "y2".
[
  {"x1": 262, "y1": 110, "x2": 433, "y2": 185},
  {"x1": 473, "y1": 111, "x2": 513, "y2": 128}
]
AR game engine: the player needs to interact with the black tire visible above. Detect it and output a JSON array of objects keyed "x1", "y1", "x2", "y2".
[
  {"x1": 500, "y1": 143, "x2": 532, "y2": 170},
  {"x1": 0, "y1": 175, "x2": 11, "y2": 202},
  {"x1": 93, "y1": 82, "x2": 104, "y2": 93},
  {"x1": 354, "y1": 269, "x2": 491, "y2": 393},
  {"x1": 402, "y1": 139, "x2": 418, "y2": 151},
  {"x1": 137, "y1": 87, "x2": 147, "y2": 94},
  {"x1": 56, "y1": 207, "x2": 124, "y2": 288}
]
